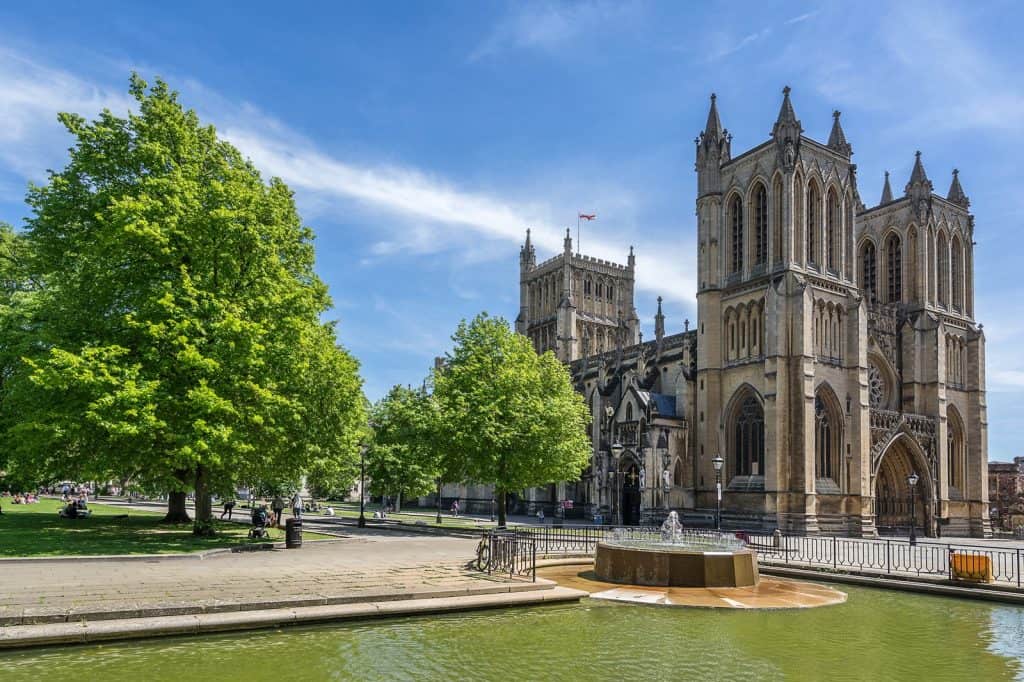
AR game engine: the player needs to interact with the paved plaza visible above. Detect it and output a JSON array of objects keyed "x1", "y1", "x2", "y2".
[{"x1": 0, "y1": 531, "x2": 493, "y2": 625}]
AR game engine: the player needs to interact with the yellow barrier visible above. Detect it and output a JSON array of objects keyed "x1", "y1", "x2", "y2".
[{"x1": 949, "y1": 552, "x2": 993, "y2": 583}]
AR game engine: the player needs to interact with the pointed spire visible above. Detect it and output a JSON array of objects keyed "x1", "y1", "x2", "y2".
[
  {"x1": 908, "y1": 150, "x2": 928, "y2": 186},
  {"x1": 563, "y1": 227, "x2": 572, "y2": 253},
  {"x1": 880, "y1": 171, "x2": 893, "y2": 204},
  {"x1": 520, "y1": 228, "x2": 535, "y2": 267},
  {"x1": 772, "y1": 86, "x2": 802, "y2": 170},
  {"x1": 947, "y1": 168, "x2": 970, "y2": 208},
  {"x1": 654, "y1": 295, "x2": 665, "y2": 342},
  {"x1": 827, "y1": 110, "x2": 852, "y2": 157},
  {"x1": 704, "y1": 93, "x2": 723, "y2": 140}
]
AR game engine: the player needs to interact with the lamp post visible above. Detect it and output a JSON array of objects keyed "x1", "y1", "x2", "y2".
[
  {"x1": 435, "y1": 476, "x2": 443, "y2": 525},
  {"x1": 490, "y1": 497, "x2": 495, "y2": 523},
  {"x1": 712, "y1": 455, "x2": 724, "y2": 530},
  {"x1": 358, "y1": 445, "x2": 367, "y2": 528},
  {"x1": 660, "y1": 428, "x2": 671, "y2": 513},
  {"x1": 907, "y1": 472, "x2": 919, "y2": 546},
  {"x1": 610, "y1": 441, "x2": 624, "y2": 526}
]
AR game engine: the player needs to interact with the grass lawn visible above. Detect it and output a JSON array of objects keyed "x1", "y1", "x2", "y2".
[{"x1": 0, "y1": 498, "x2": 334, "y2": 557}]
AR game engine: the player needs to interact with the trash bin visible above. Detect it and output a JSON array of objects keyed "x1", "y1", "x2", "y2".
[{"x1": 285, "y1": 518, "x2": 303, "y2": 549}]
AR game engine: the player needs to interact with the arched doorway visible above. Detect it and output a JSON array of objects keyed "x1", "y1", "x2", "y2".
[
  {"x1": 621, "y1": 456, "x2": 642, "y2": 526},
  {"x1": 874, "y1": 436, "x2": 933, "y2": 536}
]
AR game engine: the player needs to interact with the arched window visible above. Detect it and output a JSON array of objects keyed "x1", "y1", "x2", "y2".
[
  {"x1": 815, "y1": 395, "x2": 838, "y2": 481},
  {"x1": 626, "y1": 403, "x2": 633, "y2": 421},
  {"x1": 732, "y1": 394, "x2": 765, "y2": 477},
  {"x1": 861, "y1": 241, "x2": 877, "y2": 303},
  {"x1": 794, "y1": 173, "x2": 805, "y2": 266},
  {"x1": 806, "y1": 182, "x2": 820, "y2": 265},
  {"x1": 951, "y1": 236, "x2": 963, "y2": 311},
  {"x1": 754, "y1": 184, "x2": 768, "y2": 266},
  {"x1": 596, "y1": 281, "x2": 603, "y2": 300},
  {"x1": 607, "y1": 284, "x2": 614, "y2": 303},
  {"x1": 886, "y1": 234, "x2": 902, "y2": 303},
  {"x1": 937, "y1": 232, "x2": 949, "y2": 307},
  {"x1": 673, "y1": 459, "x2": 684, "y2": 486},
  {"x1": 584, "y1": 278, "x2": 592, "y2": 297},
  {"x1": 730, "y1": 195, "x2": 743, "y2": 273},
  {"x1": 826, "y1": 188, "x2": 839, "y2": 271},
  {"x1": 772, "y1": 177, "x2": 783, "y2": 264},
  {"x1": 948, "y1": 408, "x2": 965, "y2": 491}
]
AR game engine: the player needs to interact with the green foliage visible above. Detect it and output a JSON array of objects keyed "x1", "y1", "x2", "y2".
[
  {"x1": 0, "y1": 75, "x2": 366, "y2": 531},
  {"x1": 365, "y1": 384, "x2": 442, "y2": 507},
  {"x1": 432, "y1": 313, "x2": 591, "y2": 525}
]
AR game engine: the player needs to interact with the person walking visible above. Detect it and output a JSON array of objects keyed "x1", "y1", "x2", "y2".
[
  {"x1": 272, "y1": 494, "x2": 285, "y2": 528},
  {"x1": 221, "y1": 498, "x2": 236, "y2": 520},
  {"x1": 292, "y1": 491, "x2": 304, "y2": 519}
]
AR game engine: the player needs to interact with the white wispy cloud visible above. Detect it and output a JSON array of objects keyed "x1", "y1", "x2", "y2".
[
  {"x1": 706, "y1": 27, "x2": 773, "y2": 62},
  {"x1": 0, "y1": 44, "x2": 697, "y2": 306},
  {"x1": 469, "y1": 1, "x2": 640, "y2": 61},
  {"x1": 784, "y1": 11, "x2": 819, "y2": 25}
]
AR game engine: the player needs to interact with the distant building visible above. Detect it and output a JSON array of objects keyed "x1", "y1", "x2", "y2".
[{"x1": 988, "y1": 458, "x2": 1024, "y2": 530}]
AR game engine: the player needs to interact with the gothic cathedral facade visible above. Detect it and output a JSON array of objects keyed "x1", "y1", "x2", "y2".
[{"x1": 514, "y1": 87, "x2": 989, "y2": 537}]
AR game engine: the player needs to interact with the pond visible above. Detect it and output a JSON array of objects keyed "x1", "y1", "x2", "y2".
[{"x1": 2, "y1": 586, "x2": 1022, "y2": 680}]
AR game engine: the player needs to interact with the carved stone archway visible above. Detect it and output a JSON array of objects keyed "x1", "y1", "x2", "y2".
[{"x1": 874, "y1": 435, "x2": 935, "y2": 537}]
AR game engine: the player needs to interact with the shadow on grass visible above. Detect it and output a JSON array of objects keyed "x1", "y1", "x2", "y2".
[{"x1": 0, "y1": 499, "x2": 283, "y2": 557}]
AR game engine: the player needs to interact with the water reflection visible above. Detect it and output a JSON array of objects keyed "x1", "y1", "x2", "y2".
[{"x1": 0, "y1": 586, "x2": 1021, "y2": 681}]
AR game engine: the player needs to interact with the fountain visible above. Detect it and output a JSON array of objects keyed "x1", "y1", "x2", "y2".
[{"x1": 593, "y1": 513, "x2": 760, "y2": 588}]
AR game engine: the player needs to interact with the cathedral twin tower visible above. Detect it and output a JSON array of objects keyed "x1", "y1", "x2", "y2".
[{"x1": 518, "y1": 87, "x2": 988, "y2": 536}]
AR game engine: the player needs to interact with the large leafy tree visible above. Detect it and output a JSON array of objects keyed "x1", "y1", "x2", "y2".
[
  {"x1": 433, "y1": 313, "x2": 591, "y2": 526},
  {"x1": 2, "y1": 75, "x2": 365, "y2": 533},
  {"x1": 365, "y1": 384, "x2": 441, "y2": 512}
]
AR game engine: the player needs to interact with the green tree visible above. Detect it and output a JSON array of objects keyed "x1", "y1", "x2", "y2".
[
  {"x1": 366, "y1": 384, "x2": 441, "y2": 512},
  {"x1": 433, "y1": 313, "x2": 591, "y2": 526},
  {"x1": 2, "y1": 75, "x2": 365, "y2": 533}
]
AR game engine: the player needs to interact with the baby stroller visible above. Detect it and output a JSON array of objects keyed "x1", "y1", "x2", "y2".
[{"x1": 249, "y1": 506, "x2": 270, "y2": 539}]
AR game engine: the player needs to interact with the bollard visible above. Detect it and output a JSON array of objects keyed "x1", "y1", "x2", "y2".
[{"x1": 285, "y1": 517, "x2": 303, "y2": 549}]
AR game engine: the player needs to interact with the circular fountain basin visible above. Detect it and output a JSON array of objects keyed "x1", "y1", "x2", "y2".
[{"x1": 594, "y1": 541, "x2": 759, "y2": 588}]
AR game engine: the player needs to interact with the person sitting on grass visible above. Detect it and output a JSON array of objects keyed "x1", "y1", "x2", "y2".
[{"x1": 59, "y1": 501, "x2": 79, "y2": 519}]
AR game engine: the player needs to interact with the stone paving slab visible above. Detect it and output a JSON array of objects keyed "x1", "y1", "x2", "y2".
[
  {"x1": 0, "y1": 532, "x2": 502, "y2": 626},
  {"x1": 0, "y1": 587, "x2": 587, "y2": 649}
]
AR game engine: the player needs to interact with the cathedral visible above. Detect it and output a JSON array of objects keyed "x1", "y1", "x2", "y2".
[{"x1": 511, "y1": 87, "x2": 990, "y2": 537}]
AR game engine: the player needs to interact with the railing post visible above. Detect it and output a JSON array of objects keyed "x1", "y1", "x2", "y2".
[
  {"x1": 1018, "y1": 548, "x2": 1021, "y2": 588},
  {"x1": 833, "y1": 535, "x2": 837, "y2": 570},
  {"x1": 886, "y1": 539, "x2": 891, "y2": 574},
  {"x1": 532, "y1": 538, "x2": 537, "y2": 583}
]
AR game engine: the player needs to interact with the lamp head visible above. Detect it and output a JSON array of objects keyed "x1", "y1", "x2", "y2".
[
  {"x1": 611, "y1": 442, "x2": 624, "y2": 458},
  {"x1": 908, "y1": 472, "x2": 919, "y2": 486},
  {"x1": 711, "y1": 455, "x2": 724, "y2": 472}
]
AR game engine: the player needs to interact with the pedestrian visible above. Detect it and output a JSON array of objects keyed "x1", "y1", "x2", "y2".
[
  {"x1": 450, "y1": 499, "x2": 460, "y2": 517},
  {"x1": 292, "y1": 491, "x2": 304, "y2": 519},
  {"x1": 221, "y1": 498, "x2": 236, "y2": 520},
  {"x1": 537, "y1": 508, "x2": 545, "y2": 522},
  {"x1": 272, "y1": 494, "x2": 285, "y2": 528}
]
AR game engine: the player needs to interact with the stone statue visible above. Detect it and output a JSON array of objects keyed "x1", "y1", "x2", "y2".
[
  {"x1": 639, "y1": 466, "x2": 646, "y2": 490},
  {"x1": 784, "y1": 139, "x2": 795, "y2": 168},
  {"x1": 662, "y1": 468, "x2": 671, "y2": 490},
  {"x1": 660, "y1": 510, "x2": 684, "y2": 543}
]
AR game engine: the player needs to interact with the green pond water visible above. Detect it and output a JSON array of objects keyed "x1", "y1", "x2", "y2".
[{"x1": 1, "y1": 586, "x2": 1022, "y2": 681}]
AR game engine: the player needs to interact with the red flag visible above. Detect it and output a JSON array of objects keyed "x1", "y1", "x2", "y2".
[{"x1": 578, "y1": 213, "x2": 596, "y2": 221}]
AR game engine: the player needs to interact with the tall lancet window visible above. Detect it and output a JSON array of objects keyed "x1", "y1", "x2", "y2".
[
  {"x1": 826, "y1": 188, "x2": 839, "y2": 271},
  {"x1": 730, "y1": 195, "x2": 744, "y2": 274},
  {"x1": 754, "y1": 184, "x2": 768, "y2": 266},
  {"x1": 937, "y1": 232, "x2": 949, "y2": 307},
  {"x1": 886, "y1": 234, "x2": 902, "y2": 303},
  {"x1": 861, "y1": 242, "x2": 877, "y2": 303},
  {"x1": 951, "y1": 236, "x2": 963, "y2": 311},
  {"x1": 806, "y1": 182, "x2": 820, "y2": 265}
]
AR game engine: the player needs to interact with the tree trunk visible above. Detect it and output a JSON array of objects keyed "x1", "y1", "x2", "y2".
[
  {"x1": 163, "y1": 491, "x2": 191, "y2": 523},
  {"x1": 395, "y1": 491, "x2": 402, "y2": 514},
  {"x1": 192, "y1": 464, "x2": 215, "y2": 536},
  {"x1": 497, "y1": 488, "x2": 507, "y2": 528}
]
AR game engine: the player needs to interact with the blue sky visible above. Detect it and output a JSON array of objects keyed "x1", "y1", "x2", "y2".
[{"x1": 1, "y1": 1, "x2": 1022, "y2": 458}]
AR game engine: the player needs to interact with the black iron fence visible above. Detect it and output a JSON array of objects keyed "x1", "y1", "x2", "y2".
[
  {"x1": 485, "y1": 524, "x2": 1024, "y2": 588},
  {"x1": 475, "y1": 531, "x2": 536, "y2": 582}
]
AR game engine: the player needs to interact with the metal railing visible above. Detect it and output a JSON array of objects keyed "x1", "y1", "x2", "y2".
[
  {"x1": 475, "y1": 531, "x2": 536, "y2": 582},
  {"x1": 485, "y1": 525, "x2": 1024, "y2": 588}
]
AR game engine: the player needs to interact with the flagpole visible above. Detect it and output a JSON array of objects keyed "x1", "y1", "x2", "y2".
[{"x1": 577, "y1": 212, "x2": 580, "y2": 254}]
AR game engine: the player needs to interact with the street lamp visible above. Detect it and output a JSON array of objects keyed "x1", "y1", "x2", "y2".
[
  {"x1": 712, "y1": 455, "x2": 724, "y2": 530},
  {"x1": 358, "y1": 445, "x2": 367, "y2": 528},
  {"x1": 907, "y1": 472, "x2": 919, "y2": 546},
  {"x1": 490, "y1": 497, "x2": 495, "y2": 523},
  {"x1": 435, "y1": 476, "x2": 443, "y2": 525},
  {"x1": 610, "y1": 441, "x2": 624, "y2": 526},
  {"x1": 659, "y1": 428, "x2": 671, "y2": 513}
]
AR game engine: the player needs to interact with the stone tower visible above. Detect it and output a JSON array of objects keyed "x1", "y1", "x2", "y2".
[{"x1": 516, "y1": 229, "x2": 639, "y2": 362}]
